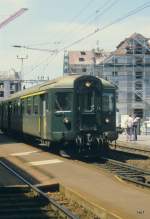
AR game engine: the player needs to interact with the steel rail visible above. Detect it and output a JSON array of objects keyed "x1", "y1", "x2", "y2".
[
  {"x1": 0, "y1": 160, "x2": 79, "y2": 219},
  {"x1": 110, "y1": 142, "x2": 150, "y2": 158},
  {"x1": 95, "y1": 157, "x2": 150, "y2": 188}
]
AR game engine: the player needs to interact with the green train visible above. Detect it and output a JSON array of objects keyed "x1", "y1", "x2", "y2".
[{"x1": 0, "y1": 74, "x2": 117, "y2": 156}]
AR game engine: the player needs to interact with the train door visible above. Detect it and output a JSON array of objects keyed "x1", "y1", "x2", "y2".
[{"x1": 40, "y1": 94, "x2": 47, "y2": 139}]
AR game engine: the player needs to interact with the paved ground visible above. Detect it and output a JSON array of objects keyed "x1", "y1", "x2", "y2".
[
  {"x1": 0, "y1": 133, "x2": 150, "y2": 219},
  {"x1": 116, "y1": 133, "x2": 150, "y2": 153},
  {"x1": 118, "y1": 133, "x2": 150, "y2": 146}
]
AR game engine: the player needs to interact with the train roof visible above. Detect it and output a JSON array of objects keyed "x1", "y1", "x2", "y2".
[{"x1": 1, "y1": 74, "x2": 115, "y2": 102}]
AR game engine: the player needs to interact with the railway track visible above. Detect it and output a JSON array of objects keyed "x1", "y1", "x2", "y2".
[
  {"x1": 0, "y1": 160, "x2": 79, "y2": 219},
  {"x1": 94, "y1": 158, "x2": 150, "y2": 188},
  {"x1": 110, "y1": 142, "x2": 150, "y2": 158}
]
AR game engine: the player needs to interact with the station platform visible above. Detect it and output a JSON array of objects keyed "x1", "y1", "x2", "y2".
[
  {"x1": 113, "y1": 134, "x2": 150, "y2": 157},
  {"x1": 0, "y1": 133, "x2": 150, "y2": 219},
  {"x1": 118, "y1": 133, "x2": 150, "y2": 146}
]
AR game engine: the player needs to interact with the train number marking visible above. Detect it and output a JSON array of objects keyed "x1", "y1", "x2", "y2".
[{"x1": 29, "y1": 159, "x2": 63, "y2": 166}]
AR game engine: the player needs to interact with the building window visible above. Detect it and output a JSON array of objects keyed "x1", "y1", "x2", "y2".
[
  {"x1": 0, "y1": 82, "x2": 4, "y2": 88},
  {"x1": 112, "y1": 71, "x2": 118, "y2": 77},
  {"x1": 134, "y1": 109, "x2": 143, "y2": 118},
  {"x1": 112, "y1": 57, "x2": 118, "y2": 63},
  {"x1": 0, "y1": 91, "x2": 4, "y2": 97},
  {"x1": 135, "y1": 57, "x2": 143, "y2": 65},
  {"x1": 10, "y1": 91, "x2": 14, "y2": 94},
  {"x1": 80, "y1": 51, "x2": 86, "y2": 55},
  {"x1": 79, "y1": 57, "x2": 85, "y2": 62},
  {"x1": 135, "y1": 81, "x2": 142, "y2": 90},
  {"x1": 135, "y1": 94, "x2": 142, "y2": 102},
  {"x1": 82, "y1": 68, "x2": 86, "y2": 72},
  {"x1": 135, "y1": 72, "x2": 143, "y2": 79},
  {"x1": 71, "y1": 68, "x2": 76, "y2": 73},
  {"x1": 10, "y1": 83, "x2": 16, "y2": 90}
]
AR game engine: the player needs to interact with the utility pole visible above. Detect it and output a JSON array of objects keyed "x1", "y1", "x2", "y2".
[{"x1": 17, "y1": 55, "x2": 28, "y2": 89}]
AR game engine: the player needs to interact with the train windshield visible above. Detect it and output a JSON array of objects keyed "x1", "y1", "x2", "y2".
[
  {"x1": 55, "y1": 92, "x2": 72, "y2": 111},
  {"x1": 102, "y1": 92, "x2": 114, "y2": 112},
  {"x1": 82, "y1": 91, "x2": 95, "y2": 112}
]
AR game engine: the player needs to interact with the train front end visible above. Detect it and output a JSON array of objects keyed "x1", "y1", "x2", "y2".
[{"x1": 74, "y1": 75, "x2": 117, "y2": 155}]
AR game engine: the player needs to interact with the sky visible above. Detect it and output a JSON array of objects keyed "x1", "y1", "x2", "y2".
[{"x1": 0, "y1": 0, "x2": 150, "y2": 82}]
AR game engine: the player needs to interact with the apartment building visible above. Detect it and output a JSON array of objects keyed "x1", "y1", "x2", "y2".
[
  {"x1": 0, "y1": 71, "x2": 21, "y2": 100},
  {"x1": 63, "y1": 50, "x2": 106, "y2": 75},
  {"x1": 97, "y1": 33, "x2": 150, "y2": 119}
]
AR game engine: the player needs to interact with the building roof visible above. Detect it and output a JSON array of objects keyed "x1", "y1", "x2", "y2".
[
  {"x1": 115, "y1": 32, "x2": 150, "y2": 55},
  {"x1": 98, "y1": 33, "x2": 150, "y2": 64},
  {"x1": 2, "y1": 74, "x2": 115, "y2": 101},
  {"x1": 117, "y1": 33, "x2": 149, "y2": 49}
]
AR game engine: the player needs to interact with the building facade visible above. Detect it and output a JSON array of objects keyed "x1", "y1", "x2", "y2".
[
  {"x1": 63, "y1": 50, "x2": 106, "y2": 75},
  {"x1": 63, "y1": 33, "x2": 150, "y2": 120},
  {"x1": 97, "y1": 33, "x2": 150, "y2": 120},
  {"x1": 0, "y1": 71, "x2": 21, "y2": 100}
]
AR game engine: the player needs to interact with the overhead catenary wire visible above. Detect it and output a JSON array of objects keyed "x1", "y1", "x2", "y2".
[
  {"x1": 28, "y1": 0, "x2": 120, "y2": 75},
  {"x1": 67, "y1": 0, "x2": 119, "y2": 40},
  {"x1": 26, "y1": 1, "x2": 150, "y2": 76},
  {"x1": 43, "y1": 1, "x2": 150, "y2": 71},
  {"x1": 59, "y1": 0, "x2": 115, "y2": 45},
  {"x1": 27, "y1": 0, "x2": 117, "y2": 50},
  {"x1": 60, "y1": 1, "x2": 150, "y2": 51},
  {"x1": 28, "y1": 0, "x2": 96, "y2": 47}
]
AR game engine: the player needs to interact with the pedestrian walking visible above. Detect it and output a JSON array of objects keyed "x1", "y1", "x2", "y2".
[
  {"x1": 125, "y1": 115, "x2": 134, "y2": 141},
  {"x1": 133, "y1": 115, "x2": 139, "y2": 141}
]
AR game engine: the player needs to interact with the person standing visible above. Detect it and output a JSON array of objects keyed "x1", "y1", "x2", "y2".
[
  {"x1": 126, "y1": 115, "x2": 134, "y2": 141},
  {"x1": 133, "y1": 115, "x2": 139, "y2": 141}
]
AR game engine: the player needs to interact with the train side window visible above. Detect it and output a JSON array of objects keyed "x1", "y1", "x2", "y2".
[
  {"x1": 21, "y1": 100, "x2": 25, "y2": 114},
  {"x1": 17, "y1": 100, "x2": 21, "y2": 115},
  {"x1": 55, "y1": 92, "x2": 72, "y2": 111},
  {"x1": 45, "y1": 94, "x2": 48, "y2": 111},
  {"x1": 14, "y1": 102, "x2": 17, "y2": 115},
  {"x1": 5, "y1": 104, "x2": 8, "y2": 116},
  {"x1": 102, "y1": 92, "x2": 114, "y2": 112},
  {"x1": 27, "y1": 97, "x2": 32, "y2": 114},
  {"x1": 33, "y1": 96, "x2": 39, "y2": 114},
  {"x1": 15, "y1": 102, "x2": 17, "y2": 115}
]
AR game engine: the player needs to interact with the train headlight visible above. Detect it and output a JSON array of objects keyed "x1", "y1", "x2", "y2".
[
  {"x1": 63, "y1": 117, "x2": 69, "y2": 124},
  {"x1": 85, "y1": 81, "x2": 91, "y2": 87},
  {"x1": 105, "y1": 118, "x2": 110, "y2": 123}
]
